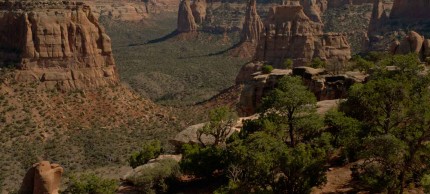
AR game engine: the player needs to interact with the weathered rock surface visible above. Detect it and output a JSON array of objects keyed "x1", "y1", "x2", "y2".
[
  {"x1": 390, "y1": 31, "x2": 430, "y2": 60},
  {"x1": 19, "y1": 161, "x2": 63, "y2": 194},
  {"x1": 0, "y1": 1, "x2": 119, "y2": 90},
  {"x1": 255, "y1": 3, "x2": 351, "y2": 66},
  {"x1": 177, "y1": 0, "x2": 197, "y2": 32},
  {"x1": 300, "y1": 0, "x2": 325, "y2": 22},
  {"x1": 390, "y1": 0, "x2": 430, "y2": 19},
  {"x1": 367, "y1": 0, "x2": 389, "y2": 37},
  {"x1": 191, "y1": 0, "x2": 207, "y2": 24},
  {"x1": 236, "y1": 66, "x2": 366, "y2": 116},
  {"x1": 241, "y1": 0, "x2": 264, "y2": 44},
  {"x1": 84, "y1": 0, "x2": 179, "y2": 21}
]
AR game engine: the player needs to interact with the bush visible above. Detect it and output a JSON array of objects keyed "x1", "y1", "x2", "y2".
[
  {"x1": 421, "y1": 174, "x2": 430, "y2": 193},
  {"x1": 261, "y1": 65, "x2": 274, "y2": 74},
  {"x1": 129, "y1": 140, "x2": 163, "y2": 168},
  {"x1": 63, "y1": 173, "x2": 118, "y2": 194},
  {"x1": 282, "y1": 59, "x2": 293, "y2": 69},
  {"x1": 128, "y1": 159, "x2": 180, "y2": 194},
  {"x1": 180, "y1": 144, "x2": 226, "y2": 177},
  {"x1": 310, "y1": 58, "x2": 326, "y2": 68}
]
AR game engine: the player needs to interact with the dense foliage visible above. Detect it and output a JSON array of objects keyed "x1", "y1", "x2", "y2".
[
  {"x1": 128, "y1": 140, "x2": 163, "y2": 168},
  {"x1": 128, "y1": 159, "x2": 180, "y2": 194},
  {"x1": 180, "y1": 76, "x2": 330, "y2": 193},
  {"x1": 341, "y1": 53, "x2": 430, "y2": 193}
]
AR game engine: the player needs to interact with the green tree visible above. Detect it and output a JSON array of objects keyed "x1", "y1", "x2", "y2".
[
  {"x1": 352, "y1": 55, "x2": 374, "y2": 73},
  {"x1": 180, "y1": 144, "x2": 226, "y2": 177},
  {"x1": 128, "y1": 159, "x2": 180, "y2": 194},
  {"x1": 197, "y1": 106, "x2": 238, "y2": 146},
  {"x1": 128, "y1": 140, "x2": 163, "y2": 168},
  {"x1": 262, "y1": 76, "x2": 317, "y2": 147},
  {"x1": 341, "y1": 54, "x2": 430, "y2": 193},
  {"x1": 310, "y1": 57, "x2": 326, "y2": 69}
]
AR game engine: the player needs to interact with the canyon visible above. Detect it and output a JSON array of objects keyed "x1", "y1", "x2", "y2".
[{"x1": 1, "y1": 0, "x2": 430, "y2": 193}]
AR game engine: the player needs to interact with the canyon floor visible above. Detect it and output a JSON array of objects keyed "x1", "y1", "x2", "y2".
[{"x1": 0, "y1": 11, "x2": 247, "y2": 192}]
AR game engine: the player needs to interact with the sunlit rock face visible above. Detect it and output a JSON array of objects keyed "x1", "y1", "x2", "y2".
[{"x1": 0, "y1": 1, "x2": 119, "y2": 90}]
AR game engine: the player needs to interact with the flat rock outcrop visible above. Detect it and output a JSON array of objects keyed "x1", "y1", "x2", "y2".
[
  {"x1": 237, "y1": 66, "x2": 365, "y2": 116},
  {"x1": 177, "y1": 0, "x2": 197, "y2": 33},
  {"x1": 391, "y1": 31, "x2": 430, "y2": 60},
  {"x1": 19, "y1": 161, "x2": 63, "y2": 194},
  {"x1": 255, "y1": 3, "x2": 351, "y2": 66},
  {"x1": 0, "y1": 1, "x2": 119, "y2": 90},
  {"x1": 390, "y1": 0, "x2": 430, "y2": 19}
]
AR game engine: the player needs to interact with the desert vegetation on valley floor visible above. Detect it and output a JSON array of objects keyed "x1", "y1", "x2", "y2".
[{"x1": 3, "y1": 0, "x2": 430, "y2": 193}]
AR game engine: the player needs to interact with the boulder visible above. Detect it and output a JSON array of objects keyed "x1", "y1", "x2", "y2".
[{"x1": 19, "y1": 161, "x2": 64, "y2": 194}]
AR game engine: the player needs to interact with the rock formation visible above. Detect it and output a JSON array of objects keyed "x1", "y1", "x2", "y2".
[
  {"x1": 0, "y1": 1, "x2": 119, "y2": 91},
  {"x1": 300, "y1": 0, "x2": 325, "y2": 22},
  {"x1": 241, "y1": 0, "x2": 264, "y2": 44},
  {"x1": 255, "y1": 3, "x2": 351, "y2": 66},
  {"x1": 390, "y1": 0, "x2": 430, "y2": 19},
  {"x1": 191, "y1": 0, "x2": 207, "y2": 24},
  {"x1": 177, "y1": 0, "x2": 197, "y2": 32},
  {"x1": 368, "y1": 0, "x2": 389, "y2": 36},
  {"x1": 236, "y1": 66, "x2": 366, "y2": 116},
  {"x1": 19, "y1": 161, "x2": 64, "y2": 194},
  {"x1": 390, "y1": 31, "x2": 430, "y2": 60}
]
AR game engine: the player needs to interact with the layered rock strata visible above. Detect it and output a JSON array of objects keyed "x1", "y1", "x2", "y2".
[
  {"x1": 236, "y1": 66, "x2": 366, "y2": 116},
  {"x1": 19, "y1": 161, "x2": 63, "y2": 194},
  {"x1": 0, "y1": 1, "x2": 118, "y2": 90},
  {"x1": 255, "y1": 3, "x2": 351, "y2": 66},
  {"x1": 300, "y1": 0, "x2": 325, "y2": 22},
  {"x1": 177, "y1": 0, "x2": 197, "y2": 32},
  {"x1": 241, "y1": 0, "x2": 264, "y2": 44}
]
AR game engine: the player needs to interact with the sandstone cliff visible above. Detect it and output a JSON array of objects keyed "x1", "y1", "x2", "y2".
[
  {"x1": 84, "y1": 0, "x2": 179, "y2": 21},
  {"x1": 177, "y1": 0, "x2": 197, "y2": 33},
  {"x1": 391, "y1": 31, "x2": 430, "y2": 60},
  {"x1": 191, "y1": 0, "x2": 207, "y2": 24},
  {"x1": 255, "y1": 3, "x2": 351, "y2": 66},
  {"x1": 300, "y1": 0, "x2": 325, "y2": 22},
  {"x1": 0, "y1": 1, "x2": 118, "y2": 91},
  {"x1": 241, "y1": 0, "x2": 263, "y2": 44},
  {"x1": 390, "y1": 0, "x2": 430, "y2": 19},
  {"x1": 367, "y1": 0, "x2": 389, "y2": 37}
]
